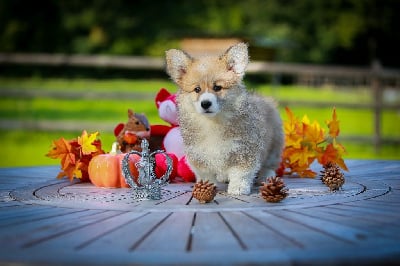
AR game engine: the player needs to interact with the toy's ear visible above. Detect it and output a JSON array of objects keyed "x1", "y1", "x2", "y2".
[
  {"x1": 220, "y1": 42, "x2": 249, "y2": 78},
  {"x1": 155, "y1": 88, "x2": 171, "y2": 108},
  {"x1": 114, "y1": 123, "x2": 125, "y2": 136},
  {"x1": 127, "y1": 109, "x2": 134, "y2": 118},
  {"x1": 165, "y1": 49, "x2": 193, "y2": 84}
]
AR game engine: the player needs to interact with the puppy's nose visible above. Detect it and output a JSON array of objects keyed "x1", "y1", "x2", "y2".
[{"x1": 201, "y1": 100, "x2": 212, "y2": 110}]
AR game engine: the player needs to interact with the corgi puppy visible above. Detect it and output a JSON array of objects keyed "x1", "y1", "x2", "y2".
[{"x1": 165, "y1": 43, "x2": 284, "y2": 195}]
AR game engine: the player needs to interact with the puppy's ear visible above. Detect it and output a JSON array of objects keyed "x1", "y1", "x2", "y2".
[
  {"x1": 221, "y1": 42, "x2": 249, "y2": 78},
  {"x1": 165, "y1": 49, "x2": 193, "y2": 84}
]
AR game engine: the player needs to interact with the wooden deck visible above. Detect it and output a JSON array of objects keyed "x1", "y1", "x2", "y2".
[{"x1": 0, "y1": 159, "x2": 399, "y2": 265}]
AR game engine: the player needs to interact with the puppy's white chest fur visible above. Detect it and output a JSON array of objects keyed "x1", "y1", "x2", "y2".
[{"x1": 184, "y1": 115, "x2": 231, "y2": 169}]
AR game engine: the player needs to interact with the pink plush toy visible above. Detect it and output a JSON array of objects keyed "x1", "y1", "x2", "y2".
[{"x1": 152, "y1": 88, "x2": 195, "y2": 182}]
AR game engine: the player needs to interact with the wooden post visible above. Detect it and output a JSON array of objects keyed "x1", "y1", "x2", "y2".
[{"x1": 371, "y1": 60, "x2": 382, "y2": 153}]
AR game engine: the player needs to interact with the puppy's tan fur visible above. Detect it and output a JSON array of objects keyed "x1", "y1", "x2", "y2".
[{"x1": 166, "y1": 43, "x2": 284, "y2": 195}]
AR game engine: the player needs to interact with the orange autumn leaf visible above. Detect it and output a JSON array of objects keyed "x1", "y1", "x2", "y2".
[
  {"x1": 318, "y1": 143, "x2": 338, "y2": 165},
  {"x1": 78, "y1": 130, "x2": 99, "y2": 155},
  {"x1": 335, "y1": 158, "x2": 348, "y2": 172},
  {"x1": 46, "y1": 137, "x2": 76, "y2": 170},
  {"x1": 47, "y1": 130, "x2": 104, "y2": 182},
  {"x1": 326, "y1": 107, "x2": 340, "y2": 138},
  {"x1": 56, "y1": 163, "x2": 83, "y2": 181},
  {"x1": 298, "y1": 168, "x2": 317, "y2": 178}
]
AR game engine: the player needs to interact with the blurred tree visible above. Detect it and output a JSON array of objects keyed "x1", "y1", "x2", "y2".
[
  {"x1": 0, "y1": 0, "x2": 398, "y2": 67},
  {"x1": 0, "y1": 0, "x2": 63, "y2": 52}
]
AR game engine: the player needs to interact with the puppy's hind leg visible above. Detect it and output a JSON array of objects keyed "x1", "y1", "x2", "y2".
[
  {"x1": 226, "y1": 167, "x2": 257, "y2": 195},
  {"x1": 257, "y1": 144, "x2": 283, "y2": 185}
]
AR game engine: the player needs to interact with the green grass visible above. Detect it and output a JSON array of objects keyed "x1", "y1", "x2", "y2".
[
  {"x1": 0, "y1": 77, "x2": 173, "y2": 93},
  {"x1": 0, "y1": 77, "x2": 399, "y2": 167}
]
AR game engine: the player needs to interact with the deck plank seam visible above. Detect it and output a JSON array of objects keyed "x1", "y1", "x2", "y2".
[
  {"x1": 286, "y1": 208, "x2": 380, "y2": 239},
  {"x1": 21, "y1": 210, "x2": 122, "y2": 248},
  {"x1": 129, "y1": 212, "x2": 173, "y2": 252},
  {"x1": 185, "y1": 212, "x2": 196, "y2": 252},
  {"x1": 0, "y1": 208, "x2": 89, "y2": 227},
  {"x1": 218, "y1": 212, "x2": 248, "y2": 250},
  {"x1": 264, "y1": 210, "x2": 357, "y2": 245},
  {"x1": 75, "y1": 211, "x2": 151, "y2": 250},
  {"x1": 242, "y1": 211, "x2": 304, "y2": 248}
]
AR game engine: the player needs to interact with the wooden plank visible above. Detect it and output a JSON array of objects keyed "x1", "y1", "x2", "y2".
[
  {"x1": 189, "y1": 212, "x2": 244, "y2": 251},
  {"x1": 300, "y1": 206, "x2": 400, "y2": 237},
  {"x1": 0, "y1": 202, "x2": 25, "y2": 208},
  {"x1": 245, "y1": 210, "x2": 353, "y2": 249},
  {"x1": 328, "y1": 203, "x2": 399, "y2": 221},
  {"x1": 27, "y1": 211, "x2": 146, "y2": 251},
  {"x1": 0, "y1": 207, "x2": 85, "y2": 227},
  {"x1": 81, "y1": 212, "x2": 170, "y2": 251},
  {"x1": 268, "y1": 209, "x2": 371, "y2": 244},
  {"x1": 219, "y1": 211, "x2": 300, "y2": 250},
  {"x1": 0, "y1": 204, "x2": 54, "y2": 217},
  {"x1": 0, "y1": 209, "x2": 109, "y2": 247},
  {"x1": 343, "y1": 200, "x2": 400, "y2": 212},
  {"x1": 320, "y1": 204, "x2": 399, "y2": 222},
  {"x1": 135, "y1": 212, "x2": 194, "y2": 251}
]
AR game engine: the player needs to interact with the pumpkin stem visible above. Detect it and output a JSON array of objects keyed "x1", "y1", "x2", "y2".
[{"x1": 110, "y1": 142, "x2": 121, "y2": 155}]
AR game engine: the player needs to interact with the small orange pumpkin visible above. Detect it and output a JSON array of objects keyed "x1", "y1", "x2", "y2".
[{"x1": 88, "y1": 153, "x2": 140, "y2": 188}]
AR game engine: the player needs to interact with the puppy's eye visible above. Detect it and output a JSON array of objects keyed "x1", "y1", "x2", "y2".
[
  {"x1": 213, "y1": 85, "x2": 222, "y2": 92},
  {"x1": 194, "y1": 86, "x2": 201, "y2": 93}
]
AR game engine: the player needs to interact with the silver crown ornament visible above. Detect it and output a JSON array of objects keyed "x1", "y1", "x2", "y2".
[{"x1": 121, "y1": 139, "x2": 172, "y2": 200}]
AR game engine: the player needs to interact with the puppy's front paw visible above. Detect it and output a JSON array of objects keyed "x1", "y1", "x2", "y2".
[{"x1": 227, "y1": 184, "x2": 251, "y2": 196}]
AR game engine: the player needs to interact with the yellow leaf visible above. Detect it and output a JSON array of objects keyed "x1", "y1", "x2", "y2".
[
  {"x1": 301, "y1": 115, "x2": 310, "y2": 125},
  {"x1": 284, "y1": 107, "x2": 304, "y2": 148},
  {"x1": 284, "y1": 107, "x2": 298, "y2": 134},
  {"x1": 289, "y1": 147, "x2": 315, "y2": 167},
  {"x1": 57, "y1": 163, "x2": 83, "y2": 181},
  {"x1": 326, "y1": 107, "x2": 340, "y2": 138},
  {"x1": 285, "y1": 135, "x2": 303, "y2": 149},
  {"x1": 78, "y1": 130, "x2": 99, "y2": 155},
  {"x1": 304, "y1": 120, "x2": 325, "y2": 148}
]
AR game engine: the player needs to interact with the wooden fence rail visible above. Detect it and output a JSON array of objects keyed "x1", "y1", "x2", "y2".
[{"x1": 1, "y1": 53, "x2": 400, "y2": 151}]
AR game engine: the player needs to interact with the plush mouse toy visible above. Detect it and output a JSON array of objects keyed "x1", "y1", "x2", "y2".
[
  {"x1": 151, "y1": 88, "x2": 195, "y2": 182},
  {"x1": 114, "y1": 109, "x2": 151, "y2": 153}
]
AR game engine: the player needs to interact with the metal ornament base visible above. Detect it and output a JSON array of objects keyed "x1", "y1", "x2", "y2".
[{"x1": 121, "y1": 139, "x2": 173, "y2": 200}]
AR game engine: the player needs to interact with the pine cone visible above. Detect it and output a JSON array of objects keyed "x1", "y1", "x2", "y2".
[
  {"x1": 192, "y1": 180, "x2": 217, "y2": 204},
  {"x1": 320, "y1": 162, "x2": 345, "y2": 191},
  {"x1": 260, "y1": 176, "x2": 288, "y2": 203}
]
